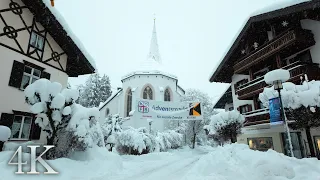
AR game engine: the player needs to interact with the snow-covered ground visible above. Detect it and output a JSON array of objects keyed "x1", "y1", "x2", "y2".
[{"x1": 0, "y1": 144, "x2": 320, "y2": 180}]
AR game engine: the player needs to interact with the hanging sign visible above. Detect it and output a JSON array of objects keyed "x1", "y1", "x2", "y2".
[
  {"x1": 133, "y1": 99, "x2": 203, "y2": 121},
  {"x1": 269, "y1": 97, "x2": 283, "y2": 125}
]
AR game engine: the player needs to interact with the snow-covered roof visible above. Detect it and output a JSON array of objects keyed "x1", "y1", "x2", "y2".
[
  {"x1": 42, "y1": 0, "x2": 97, "y2": 70},
  {"x1": 99, "y1": 88, "x2": 123, "y2": 111},
  {"x1": 209, "y1": 0, "x2": 316, "y2": 83},
  {"x1": 251, "y1": 0, "x2": 311, "y2": 17},
  {"x1": 212, "y1": 84, "x2": 232, "y2": 109}
]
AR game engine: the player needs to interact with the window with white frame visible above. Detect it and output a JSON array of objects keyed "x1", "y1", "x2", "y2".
[
  {"x1": 11, "y1": 115, "x2": 32, "y2": 139},
  {"x1": 20, "y1": 66, "x2": 41, "y2": 89},
  {"x1": 30, "y1": 31, "x2": 45, "y2": 50}
]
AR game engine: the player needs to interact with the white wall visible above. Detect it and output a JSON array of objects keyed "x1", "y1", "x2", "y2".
[
  {"x1": 99, "y1": 92, "x2": 122, "y2": 124},
  {"x1": 301, "y1": 19, "x2": 320, "y2": 65},
  {"x1": 231, "y1": 74, "x2": 254, "y2": 110},
  {"x1": 100, "y1": 73, "x2": 182, "y2": 132}
]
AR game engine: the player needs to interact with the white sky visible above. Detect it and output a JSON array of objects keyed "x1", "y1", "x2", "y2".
[{"x1": 52, "y1": 0, "x2": 296, "y2": 102}]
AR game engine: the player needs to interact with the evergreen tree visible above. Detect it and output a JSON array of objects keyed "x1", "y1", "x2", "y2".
[{"x1": 78, "y1": 73, "x2": 112, "y2": 108}]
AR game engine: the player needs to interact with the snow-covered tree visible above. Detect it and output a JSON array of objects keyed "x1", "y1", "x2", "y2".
[
  {"x1": 259, "y1": 79, "x2": 320, "y2": 157},
  {"x1": 24, "y1": 79, "x2": 104, "y2": 159},
  {"x1": 179, "y1": 89, "x2": 217, "y2": 148},
  {"x1": 78, "y1": 73, "x2": 112, "y2": 108},
  {"x1": 205, "y1": 110, "x2": 244, "y2": 145},
  {"x1": 101, "y1": 114, "x2": 123, "y2": 151}
]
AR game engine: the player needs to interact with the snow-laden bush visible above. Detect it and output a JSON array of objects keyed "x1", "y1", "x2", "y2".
[
  {"x1": 116, "y1": 127, "x2": 183, "y2": 155},
  {"x1": 0, "y1": 125, "x2": 11, "y2": 142},
  {"x1": 24, "y1": 79, "x2": 104, "y2": 159},
  {"x1": 205, "y1": 110, "x2": 244, "y2": 145},
  {"x1": 156, "y1": 130, "x2": 183, "y2": 151}
]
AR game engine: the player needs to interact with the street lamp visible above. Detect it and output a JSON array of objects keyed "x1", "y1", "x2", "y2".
[
  {"x1": 273, "y1": 80, "x2": 294, "y2": 157},
  {"x1": 147, "y1": 119, "x2": 153, "y2": 133}
]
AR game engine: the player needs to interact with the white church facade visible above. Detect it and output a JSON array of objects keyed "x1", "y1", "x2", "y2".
[{"x1": 99, "y1": 20, "x2": 185, "y2": 131}]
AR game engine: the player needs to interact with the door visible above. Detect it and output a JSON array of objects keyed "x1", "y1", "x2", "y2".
[{"x1": 314, "y1": 136, "x2": 320, "y2": 158}]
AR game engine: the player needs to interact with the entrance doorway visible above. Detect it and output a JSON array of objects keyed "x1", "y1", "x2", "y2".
[{"x1": 281, "y1": 132, "x2": 305, "y2": 158}]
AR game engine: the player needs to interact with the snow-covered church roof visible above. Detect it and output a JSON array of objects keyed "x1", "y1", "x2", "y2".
[{"x1": 121, "y1": 20, "x2": 178, "y2": 81}]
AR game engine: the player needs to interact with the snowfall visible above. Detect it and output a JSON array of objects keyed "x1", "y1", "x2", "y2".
[{"x1": 0, "y1": 143, "x2": 319, "y2": 180}]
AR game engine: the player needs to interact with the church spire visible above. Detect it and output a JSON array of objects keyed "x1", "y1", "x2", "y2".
[{"x1": 147, "y1": 17, "x2": 161, "y2": 63}]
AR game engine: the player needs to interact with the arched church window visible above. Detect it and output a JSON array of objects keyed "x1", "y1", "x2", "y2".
[
  {"x1": 143, "y1": 86, "x2": 153, "y2": 100},
  {"x1": 164, "y1": 88, "x2": 171, "y2": 101},
  {"x1": 126, "y1": 89, "x2": 132, "y2": 117}
]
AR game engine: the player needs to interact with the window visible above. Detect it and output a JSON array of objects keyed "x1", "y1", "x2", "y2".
[
  {"x1": 239, "y1": 104, "x2": 252, "y2": 114},
  {"x1": 164, "y1": 88, "x2": 171, "y2": 101},
  {"x1": 20, "y1": 66, "x2": 41, "y2": 90},
  {"x1": 105, "y1": 108, "x2": 110, "y2": 116},
  {"x1": 143, "y1": 86, "x2": 153, "y2": 100},
  {"x1": 30, "y1": 32, "x2": 45, "y2": 50},
  {"x1": 282, "y1": 132, "x2": 304, "y2": 158},
  {"x1": 314, "y1": 136, "x2": 320, "y2": 156},
  {"x1": 247, "y1": 137, "x2": 273, "y2": 151},
  {"x1": 126, "y1": 89, "x2": 132, "y2": 117},
  {"x1": 11, "y1": 115, "x2": 32, "y2": 139}
]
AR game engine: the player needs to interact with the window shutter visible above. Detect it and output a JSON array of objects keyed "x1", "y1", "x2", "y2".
[
  {"x1": 8, "y1": 60, "x2": 24, "y2": 88},
  {"x1": 248, "y1": 104, "x2": 252, "y2": 112},
  {"x1": 0, "y1": 113, "x2": 14, "y2": 129},
  {"x1": 30, "y1": 118, "x2": 41, "y2": 140},
  {"x1": 234, "y1": 84, "x2": 238, "y2": 95},
  {"x1": 237, "y1": 107, "x2": 240, "y2": 112},
  {"x1": 41, "y1": 71, "x2": 51, "y2": 80}
]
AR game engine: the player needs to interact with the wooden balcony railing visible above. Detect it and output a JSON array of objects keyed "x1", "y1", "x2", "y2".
[
  {"x1": 233, "y1": 28, "x2": 314, "y2": 74},
  {"x1": 236, "y1": 62, "x2": 320, "y2": 100},
  {"x1": 243, "y1": 108, "x2": 270, "y2": 127}
]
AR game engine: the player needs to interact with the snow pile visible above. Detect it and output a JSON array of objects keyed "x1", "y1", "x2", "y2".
[
  {"x1": 185, "y1": 144, "x2": 320, "y2": 180},
  {"x1": 259, "y1": 80, "x2": 320, "y2": 109},
  {"x1": 0, "y1": 146, "x2": 123, "y2": 179},
  {"x1": 205, "y1": 110, "x2": 244, "y2": 135},
  {"x1": 264, "y1": 69, "x2": 290, "y2": 84},
  {"x1": 0, "y1": 126, "x2": 11, "y2": 141}
]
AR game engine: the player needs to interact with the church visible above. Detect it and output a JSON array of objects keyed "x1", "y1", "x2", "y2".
[{"x1": 99, "y1": 20, "x2": 185, "y2": 131}]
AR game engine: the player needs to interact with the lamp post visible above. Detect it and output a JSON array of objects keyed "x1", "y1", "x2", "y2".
[
  {"x1": 147, "y1": 119, "x2": 153, "y2": 134},
  {"x1": 273, "y1": 80, "x2": 294, "y2": 157}
]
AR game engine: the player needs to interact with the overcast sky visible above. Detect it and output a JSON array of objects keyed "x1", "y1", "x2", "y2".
[{"x1": 51, "y1": 0, "x2": 297, "y2": 102}]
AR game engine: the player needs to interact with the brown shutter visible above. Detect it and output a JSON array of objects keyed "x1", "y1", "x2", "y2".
[
  {"x1": 237, "y1": 107, "x2": 240, "y2": 112},
  {"x1": 41, "y1": 71, "x2": 51, "y2": 80},
  {"x1": 234, "y1": 84, "x2": 238, "y2": 95},
  {"x1": 8, "y1": 61, "x2": 24, "y2": 88},
  {"x1": 0, "y1": 113, "x2": 14, "y2": 129},
  {"x1": 30, "y1": 117, "x2": 41, "y2": 140}
]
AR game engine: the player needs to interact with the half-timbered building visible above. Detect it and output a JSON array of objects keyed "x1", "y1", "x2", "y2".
[
  {"x1": 0, "y1": 0, "x2": 95, "y2": 147},
  {"x1": 210, "y1": 1, "x2": 320, "y2": 158}
]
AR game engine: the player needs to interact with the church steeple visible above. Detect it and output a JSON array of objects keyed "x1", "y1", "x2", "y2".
[{"x1": 147, "y1": 18, "x2": 161, "y2": 63}]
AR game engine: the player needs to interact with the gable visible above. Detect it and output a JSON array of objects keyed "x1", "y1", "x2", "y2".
[{"x1": 0, "y1": 0, "x2": 67, "y2": 72}]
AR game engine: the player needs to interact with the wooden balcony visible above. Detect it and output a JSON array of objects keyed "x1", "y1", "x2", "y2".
[
  {"x1": 236, "y1": 62, "x2": 320, "y2": 100},
  {"x1": 233, "y1": 28, "x2": 315, "y2": 74},
  {"x1": 243, "y1": 108, "x2": 270, "y2": 127}
]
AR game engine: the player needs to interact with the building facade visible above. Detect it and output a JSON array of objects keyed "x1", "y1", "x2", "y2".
[
  {"x1": 210, "y1": 1, "x2": 320, "y2": 158},
  {"x1": 99, "y1": 21, "x2": 185, "y2": 132},
  {"x1": 0, "y1": 0, "x2": 95, "y2": 146}
]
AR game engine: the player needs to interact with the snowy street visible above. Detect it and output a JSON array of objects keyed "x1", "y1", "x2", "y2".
[
  {"x1": 2, "y1": 144, "x2": 320, "y2": 180},
  {"x1": 104, "y1": 148, "x2": 208, "y2": 180}
]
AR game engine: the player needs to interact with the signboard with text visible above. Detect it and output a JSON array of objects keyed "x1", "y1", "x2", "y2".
[
  {"x1": 269, "y1": 97, "x2": 283, "y2": 125},
  {"x1": 133, "y1": 99, "x2": 203, "y2": 121}
]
